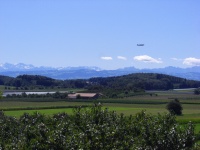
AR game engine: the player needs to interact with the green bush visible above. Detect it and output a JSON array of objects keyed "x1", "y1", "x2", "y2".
[{"x1": 0, "y1": 104, "x2": 197, "y2": 149}]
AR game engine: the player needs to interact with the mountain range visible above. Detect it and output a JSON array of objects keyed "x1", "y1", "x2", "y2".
[{"x1": 0, "y1": 63, "x2": 200, "y2": 81}]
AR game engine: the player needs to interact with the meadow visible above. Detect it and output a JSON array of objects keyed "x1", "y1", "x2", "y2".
[{"x1": 1, "y1": 89, "x2": 200, "y2": 131}]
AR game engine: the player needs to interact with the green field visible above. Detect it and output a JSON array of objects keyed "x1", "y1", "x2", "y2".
[
  {"x1": 2, "y1": 103, "x2": 200, "y2": 122},
  {"x1": 1, "y1": 89, "x2": 200, "y2": 130},
  {"x1": 1, "y1": 89, "x2": 200, "y2": 113},
  {"x1": 2, "y1": 102, "x2": 200, "y2": 135}
]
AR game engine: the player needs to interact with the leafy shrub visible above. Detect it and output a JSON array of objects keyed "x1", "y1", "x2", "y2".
[{"x1": 0, "y1": 104, "x2": 197, "y2": 149}]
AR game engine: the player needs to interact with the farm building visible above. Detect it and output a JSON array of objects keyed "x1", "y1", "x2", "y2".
[{"x1": 68, "y1": 93, "x2": 99, "y2": 99}]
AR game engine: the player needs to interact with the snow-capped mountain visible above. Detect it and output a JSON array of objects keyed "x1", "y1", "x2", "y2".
[
  {"x1": 0, "y1": 63, "x2": 49, "y2": 71},
  {"x1": 0, "y1": 63, "x2": 101, "y2": 72},
  {"x1": 0, "y1": 63, "x2": 200, "y2": 80}
]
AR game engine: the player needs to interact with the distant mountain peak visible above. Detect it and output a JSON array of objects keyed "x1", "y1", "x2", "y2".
[
  {"x1": 0, "y1": 63, "x2": 35, "y2": 71},
  {"x1": 0, "y1": 63, "x2": 102, "y2": 72},
  {"x1": 0, "y1": 63, "x2": 200, "y2": 80}
]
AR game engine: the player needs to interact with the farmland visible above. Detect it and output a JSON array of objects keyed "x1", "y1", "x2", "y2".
[
  {"x1": 1, "y1": 88, "x2": 200, "y2": 148},
  {"x1": 1, "y1": 89, "x2": 200, "y2": 122},
  {"x1": 1, "y1": 104, "x2": 197, "y2": 149}
]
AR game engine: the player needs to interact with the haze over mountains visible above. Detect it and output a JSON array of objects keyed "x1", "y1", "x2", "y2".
[{"x1": 0, "y1": 63, "x2": 200, "y2": 81}]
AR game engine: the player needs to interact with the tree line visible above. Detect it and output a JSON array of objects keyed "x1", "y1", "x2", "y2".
[
  {"x1": 5, "y1": 91, "x2": 68, "y2": 99},
  {"x1": 1, "y1": 73, "x2": 200, "y2": 97}
]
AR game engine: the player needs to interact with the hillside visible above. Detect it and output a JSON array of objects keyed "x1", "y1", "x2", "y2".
[
  {"x1": 89, "y1": 73, "x2": 200, "y2": 90},
  {"x1": 84, "y1": 73, "x2": 200, "y2": 98},
  {"x1": 0, "y1": 75, "x2": 14, "y2": 85},
  {"x1": 1, "y1": 73, "x2": 200, "y2": 93}
]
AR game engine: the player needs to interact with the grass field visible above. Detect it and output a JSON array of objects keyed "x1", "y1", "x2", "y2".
[
  {"x1": 2, "y1": 103, "x2": 200, "y2": 121},
  {"x1": 1, "y1": 89, "x2": 200, "y2": 132},
  {"x1": 1, "y1": 89, "x2": 200, "y2": 114},
  {"x1": 2, "y1": 102, "x2": 200, "y2": 134}
]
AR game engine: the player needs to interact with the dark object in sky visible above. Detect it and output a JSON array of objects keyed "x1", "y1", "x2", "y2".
[{"x1": 137, "y1": 44, "x2": 144, "y2": 46}]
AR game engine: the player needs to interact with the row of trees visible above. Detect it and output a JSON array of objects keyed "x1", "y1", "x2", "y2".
[{"x1": 5, "y1": 91, "x2": 68, "y2": 99}]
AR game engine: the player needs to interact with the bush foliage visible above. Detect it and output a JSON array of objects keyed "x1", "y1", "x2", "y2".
[{"x1": 0, "y1": 104, "x2": 197, "y2": 149}]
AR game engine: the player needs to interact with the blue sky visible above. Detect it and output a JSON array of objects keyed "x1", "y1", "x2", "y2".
[{"x1": 0, "y1": 0, "x2": 200, "y2": 70}]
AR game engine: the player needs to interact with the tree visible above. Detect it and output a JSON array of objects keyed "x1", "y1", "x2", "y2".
[
  {"x1": 166, "y1": 99, "x2": 183, "y2": 115},
  {"x1": 76, "y1": 94, "x2": 81, "y2": 99},
  {"x1": 194, "y1": 88, "x2": 200, "y2": 95},
  {"x1": 0, "y1": 90, "x2": 2, "y2": 99},
  {"x1": 52, "y1": 91, "x2": 62, "y2": 99}
]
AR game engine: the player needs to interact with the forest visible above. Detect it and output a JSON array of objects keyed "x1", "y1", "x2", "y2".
[
  {"x1": 1, "y1": 73, "x2": 200, "y2": 89},
  {"x1": 1, "y1": 73, "x2": 200, "y2": 98}
]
